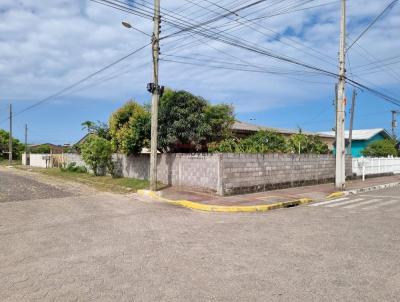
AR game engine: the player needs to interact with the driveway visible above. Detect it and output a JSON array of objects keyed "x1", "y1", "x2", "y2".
[{"x1": 1, "y1": 167, "x2": 399, "y2": 301}]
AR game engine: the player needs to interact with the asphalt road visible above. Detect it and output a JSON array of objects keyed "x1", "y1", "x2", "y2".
[
  {"x1": 1, "y1": 168, "x2": 399, "y2": 301},
  {"x1": 0, "y1": 168, "x2": 75, "y2": 202}
]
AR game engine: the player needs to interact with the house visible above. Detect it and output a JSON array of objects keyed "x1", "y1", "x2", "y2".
[
  {"x1": 319, "y1": 128, "x2": 392, "y2": 157},
  {"x1": 29, "y1": 143, "x2": 65, "y2": 154},
  {"x1": 232, "y1": 121, "x2": 336, "y2": 149}
]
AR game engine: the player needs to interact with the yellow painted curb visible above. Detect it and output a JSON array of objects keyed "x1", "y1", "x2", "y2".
[
  {"x1": 326, "y1": 191, "x2": 345, "y2": 199},
  {"x1": 137, "y1": 190, "x2": 313, "y2": 213}
]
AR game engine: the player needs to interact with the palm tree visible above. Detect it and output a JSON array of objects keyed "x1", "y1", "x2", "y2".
[{"x1": 81, "y1": 121, "x2": 95, "y2": 133}]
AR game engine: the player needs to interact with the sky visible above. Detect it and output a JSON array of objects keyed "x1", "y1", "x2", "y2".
[{"x1": 0, "y1": 0, "x2": 399, "y2": 145}]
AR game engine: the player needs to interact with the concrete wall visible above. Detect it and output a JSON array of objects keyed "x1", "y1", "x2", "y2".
[
  {"x1": 220, "y1": 154, "x2": 352, "y2": 195},
  {"x1": 113, "y1": 153, "x2": 220, "y2": 192},
  {"x1": 25, "y1": 152, "x2": 354, "y2": 195},
  {"x1": 352, "y1": 157, "x2": 400, "y2": 176},
  {"x1": 28, "y1": 153, "x2": 52, "y2": 168}
]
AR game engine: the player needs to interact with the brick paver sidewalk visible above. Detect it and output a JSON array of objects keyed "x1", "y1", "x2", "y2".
[{"x1": 158, "y1": 175, "x2": 400, "y2": 206}]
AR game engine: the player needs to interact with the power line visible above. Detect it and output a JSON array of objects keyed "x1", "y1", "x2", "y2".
[
  {"x1": 0, "y1": 43, "x2": 150, "y2": 123},
  {"x1": 346, "y1": 0, "x2": 398, "y2": 52}
]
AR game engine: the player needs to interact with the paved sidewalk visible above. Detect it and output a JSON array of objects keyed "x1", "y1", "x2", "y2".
[{"x1": 157, "y1": 175, "x2": 400, "y2": 206}]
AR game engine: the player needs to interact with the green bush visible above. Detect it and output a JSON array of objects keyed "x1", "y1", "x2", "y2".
[
  {"x1": 287, "y1": 133, "x2": 329, "y2": 154},
  {"x1": 60, "y1": 162, "x2": 87, "y2": 173},
  {"x1": 362, "y1": 139, "x2": 398, "y2": 157},
  {"x1": 0, "y1": 129, "x2": 24, "y2": 160},
  {"x1": 81, "y1": 135, "x2": 113, "y2": 176},
  {"x1": 209, "y1": 130, "x2": 287, "y2": 153},
  {"x1": 209, "y1": 130, "x2": 330, "y2": 154},
  {"x1": 109, "y1": 100, "x2": 150, "y2": 155}
]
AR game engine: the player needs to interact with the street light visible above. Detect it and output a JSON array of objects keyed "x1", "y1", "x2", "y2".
[
  {"x1": 121, "y1": 21, "x2": 151, "y2": 37},
  {"x1": 122, "y1": 17, "x2": 161, "y2": 191},
  {"x1": 122, "y1": 21, "x2": 132, "y2": 29}
]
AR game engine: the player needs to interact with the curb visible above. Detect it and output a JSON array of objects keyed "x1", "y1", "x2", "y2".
[
  {"x1": 326, "y1": 181, "x2": 400, "y2": 199},
  {"x1": 137, "y1": 190, "x2": 314, "y2": 213}
]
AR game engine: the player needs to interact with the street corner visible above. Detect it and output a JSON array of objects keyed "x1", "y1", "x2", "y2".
[
  {"x1": 137, "y1": 189, "x2": 314, "y2": 213},
  {"x1": 326, "y1": 191, "x2": 346, "y2": 199}
]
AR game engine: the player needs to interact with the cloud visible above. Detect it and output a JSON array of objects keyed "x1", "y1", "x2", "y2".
[{"x1": 0, "y1": 0, "x2": 398, "y2": 117}]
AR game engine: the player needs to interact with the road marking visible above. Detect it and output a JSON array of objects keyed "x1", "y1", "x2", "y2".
[
  {"x1": 326, "y1": 198, "x2": 364, "y2": 207},
  {"x1": 360, "y1": 195, "x2": 400, "y2": 199},
  {"x1": 343, "y1": 198, "x2": 381, "y2": 209},
  {"x1": 310, "y1": 197, "x2": 349, "y2": 207},
  {"x1": 362, "y1": 199, "x2": 399, "y2": 210}
]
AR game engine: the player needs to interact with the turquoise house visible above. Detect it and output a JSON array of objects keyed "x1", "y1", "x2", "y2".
[{"x1": 319, "y1": 129, "x2": 392, "y2": 158}]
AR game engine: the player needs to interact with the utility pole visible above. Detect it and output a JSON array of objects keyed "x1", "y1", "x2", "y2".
[
  {"x1": 348, "y1": 89, "x2": 357, "y2": 155},
  {"x1": 25, "y1": 123, "x2": 28, "y2": 158},
  {"x1": 149, "y1": 0, "x2": 161, "y2": 191},
  {"x1": 8, "y1": 104, "x2": 12, "y2": 165},
  {"x1": 391, "y1": 110, "x2": 399, "y2": 140},
  {"x1": 332, "y1": 83, "x2": 338, "y2": 131},
  {"x1": 335, "y1": 0, "x2": 346, "y2": 190}
]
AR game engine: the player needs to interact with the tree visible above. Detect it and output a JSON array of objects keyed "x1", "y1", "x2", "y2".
[
  {"x1": 81, "y1": 121, "x2": 111, "y2": 140},
  {"x1": 109, "y1": 100, "x2": 150, "y2": 155},
  {"x1": 204, "y1": 104, "x2": 235, "y2": 142},
  {"x1": 157, "y1": 89, "x2": 235, "y2": 152},
  {"x1": 81, "y1": 135, "x2": 113, "y2": 176},
  {"x1": 158, "y1": 89, "x2": 208, "y2": 152},
  {"x1": 81, "y1": 121, "x2": 96, "y2": 133},
  {"x1": 362, "y1": 139, "x2": 398, "y2": 157},
  {"x1": 0, "y1": 129, "x2": 24, "y2": 160},
  {"x1": 30, "y1": 145, "x2": 51, "y2": 154}
]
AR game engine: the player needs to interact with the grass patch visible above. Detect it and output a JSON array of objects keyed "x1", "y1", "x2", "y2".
[
  {"x1": 18, "y1": 167, "x2": 156, "y2": 193},
  {"x1": 0, "y1": 159, "x2": 21, "y2": 166}
]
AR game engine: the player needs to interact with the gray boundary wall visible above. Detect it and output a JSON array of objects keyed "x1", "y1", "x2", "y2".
[
  {"x1": 52, "y1": 153, "x2": 352, "y2": 195},
  {"x1": 220, "y1": 154, "x2": 352, "y2": 195}
]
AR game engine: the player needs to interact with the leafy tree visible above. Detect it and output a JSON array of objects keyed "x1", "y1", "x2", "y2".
[
  {"x1": 81, "y1": 121, "x2": 96, "y2": 133},
  {"x1": 81, "y1": 120, "x2": 111, "y2": 140},
  {"x1": 0, "y1": 129, "x2": 24, "y2": 160},
  {"x1": 362, "y1": 139, "x2": 398, "y2": 157},
  {"x1": 30, "y1": 145, "x2": 51, "y2": 154},
  {"x1": 157, "y1": 89, "x2": 235, "y2": 152},
  {"x1": 158, "y1": 89, "x2": 208, "y2": 152},
  {"x1": 109, "y1": 100, "x2": 150, "y2": 155},
  {"x1": 81, "y1": 135, "x2": 113, "y2": 176},
  {"x1": 204, "y1": 104, "x2": 235, "y2": 142}
]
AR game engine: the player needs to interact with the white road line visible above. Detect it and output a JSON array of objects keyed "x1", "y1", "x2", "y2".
[
  {"x1": 326, "y1": 198, "x2": 364, "y2": 208},
  {"x1": 362, "y1": 199, "x2": 399, "y2": 210},
  {"x1": 343, "y1": 198, "x2": 381, "y2": 209},
  {"x1": 309, "y1": 197, "x2": 349, "y2": 207},
  {"x1": 360, "y1": 195, "x2": 400, "y2": 199}
]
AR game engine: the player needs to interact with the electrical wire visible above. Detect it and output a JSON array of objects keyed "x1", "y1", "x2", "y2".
[{"x1": 0, "y1": 42, "x2": 151, "y2": 123}]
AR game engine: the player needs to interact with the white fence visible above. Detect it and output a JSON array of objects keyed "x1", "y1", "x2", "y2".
[{"x1": 352, "y1": 157, "x2": 400, "y2": 177}]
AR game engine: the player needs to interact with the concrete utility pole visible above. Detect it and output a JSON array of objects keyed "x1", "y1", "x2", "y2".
[
  {"x1": 149, "y1": 0, "x2": 161, "y2": 191},
  {"x1": 392, "y1": 110, "x2": 399, "y2": 140},
  {"x1": 348, "y1": 89, "x2": 357, "y2": 155},
  {"x1": 335, "y1": 0, "x2": 347, "y2": 190},
  {"x1": 25, "y1": 123, "x2": 28, "y2": 155},
  {"x1": 8, "y1": 104, "x2": 12, "y2": 165}
]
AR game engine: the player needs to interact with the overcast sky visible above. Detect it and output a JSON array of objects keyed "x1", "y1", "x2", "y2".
[{"x1": 0, "y1": 0, "x2": 399, "y2": 144}]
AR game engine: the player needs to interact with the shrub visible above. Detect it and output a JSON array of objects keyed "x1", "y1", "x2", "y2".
[
  {"x1": 60, "y1": 162, "x2": 87, "y2": 173},
  {"x1": 362, "y1": 139, "x2": 398, "y2": 157},
  {"x1": 287, "y1": 133, "x2": 329, "y2": 154},
  {"x1": 209, "y1": 130, "x2": 287, "y2": 153},
  {"x1": 81, "y1": 135, "x2": 113, "y2": 176}
]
